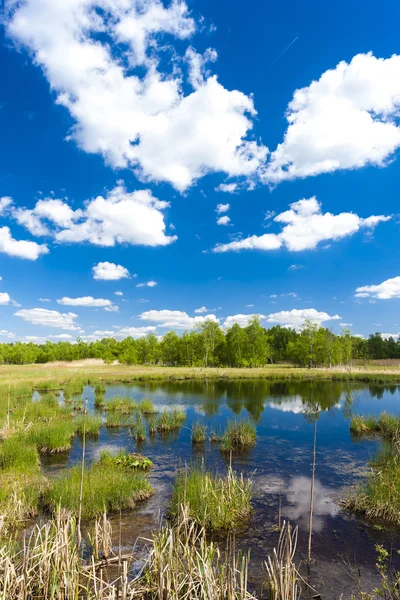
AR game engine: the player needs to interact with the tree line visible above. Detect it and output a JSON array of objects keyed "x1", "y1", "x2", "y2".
[{"x1": 1, "y1": 318, "x2": 399, "y2": 366}]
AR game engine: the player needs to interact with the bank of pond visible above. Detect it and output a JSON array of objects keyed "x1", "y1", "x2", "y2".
[{"x1": 2, "y1": 378, "x2": 400, "y2": 598}]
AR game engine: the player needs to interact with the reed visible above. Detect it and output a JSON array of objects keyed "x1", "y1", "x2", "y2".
[
  {"x1": 105, "y1": 413, "x2": 130, "y2": 428},
  {"x1": 350, "y1": 412, "x2": 400, "y2": 436},
  {"x1": 104, "y1": 396, "x2": 136, "y2": 414},
  {"x1": 265, "y1": 521, "x2": 300, "y2": 600},
  {"x1": 138, "y1": 398, "x2": 157, "y2": 414},
  {"x1": 132, "y1": 413, "x2": 146, "y2": 442},
  {"x1": 75, "y1": 414, "x2": 102, "y2": 436},
  {"x1": 170, "y1": 466, "x2": 252, "y2": 530},
  {"x1": 156, "y1": 408, "x2": 186, "y2": 432}
]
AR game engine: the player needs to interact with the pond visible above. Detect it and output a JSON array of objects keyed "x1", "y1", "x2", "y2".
[{"x1": 41, "y1": 379, "x2": 400, "y2": 598}]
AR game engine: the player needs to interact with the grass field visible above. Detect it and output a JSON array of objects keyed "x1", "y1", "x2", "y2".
[{"x1": 0, "y1": 361, "x2": 400, "y2": 388}]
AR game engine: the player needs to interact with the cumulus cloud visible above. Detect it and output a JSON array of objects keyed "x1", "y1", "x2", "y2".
[
  {"x1": 0, "y1": 330, "x2": 16, "y2": 339},
  {"x1": 15, "y1": 308, "x2": 81, "y2": 330},
  {"x1": 355, "y1": 276, "x2": 400, "y2": 299},
  {"x1": 381, "y1": 333, "x2": 400, "y2": 340},
  {"x1": 266, "y1": 53, "x2": 400, "y2": 183},
  {"x1": 140, "y1": 309, "x2": 218, "y2": 329},
  {"x1": 217, "y1": 215, "x2": 230, "y2": 226},
  {"x1": 92, "y1": 261, "x2": 130, "y2": 280},
  {"x1": 266, "y1": 308, "x2": 341, "y2": 330},
  {"x1": 14, "y1": 185, "x2": 175, "y2": 248},
  {"x1": 194, "y1": 306, "x2": 208, "y2": 313},
  {"x1": 136, "y1": 280, "x2": 157, "y2": 288},
  {"x1": 117, "y1": 326, "x2": 157, "y2": 338},
  {"x1": 0, "y1": 197, "x2": 12, "y2": 215},
  {"x1": 57, "y1": 296, "x2": 114, "y2": 308},
  {"x1": 0, "y1": 226, "x2": 49, "y2": 260},
  {"x1": 6, "y1": 0, "x2": 267, "y2": 191},
  {"x1": 215, "y1": 183, "x2": 238, "y2": 193},
  {"x1": 0, "y1": 293, "x2": 11, "y2": 305},
  {"x1": 223, "y1": 314, "x2": 264, "y2": 328},
  {"x1": 212, "y1": 197, "x2": 389, "y2": 253},
  {"x1": 216, "y1": 203, "x2": 230, "y2": 214},
  {"x1": 115, "y1": 291, "x2": 123, "y2": 296}
]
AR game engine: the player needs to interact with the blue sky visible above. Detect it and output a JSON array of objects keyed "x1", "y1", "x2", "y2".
[{"x1": 0, "y1": 0, "x2": 400, "y2": 343}]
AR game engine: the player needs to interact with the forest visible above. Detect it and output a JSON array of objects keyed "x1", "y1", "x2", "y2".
[{"x1": 0, "y1": 318, "x2": 398, "y2": 366}]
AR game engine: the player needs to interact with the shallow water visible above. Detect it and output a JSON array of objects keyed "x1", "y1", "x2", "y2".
[{"x1": 41, "y1": 379, "x2": 400, "y2": 598}]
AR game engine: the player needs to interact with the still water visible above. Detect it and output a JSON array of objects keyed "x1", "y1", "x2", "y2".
[{"x1": 42, "y1": 379, "x2": 400, "y2": 598}]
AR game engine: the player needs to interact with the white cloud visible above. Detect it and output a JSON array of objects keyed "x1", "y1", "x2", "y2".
[
  {"x1": 15, "y1": 308, "x2": 81, "y2": 330},
  {"x1": 266, "y1": 308, "x2": 341, "y2": 330},
  {"x1": 0, "y1": 330, "x2": 16, "y2": 339},
  {"x1": 194, "y1": 306, "x2": 208, "y2": 313},
  {"x1": 0, "y1": 293, "x2": 11, "y2": 305},
  {"x1": 115, "y1": 291, "x2": 123, "y2": 296},
  {"x1": 93, "y1": 330, "x2": 116, "y2": 337},
  {"x1": 49, "y1": 334, "x2": 74, "y2": 340},
  {"x1": 224, "y1": 314, "x2": 265, "y2": 328},
  {"x1": 0, "y1": 197, "x2": 12, "y2": 215},
  {"x1": 216, "y1": 203, "x2": 230, "y2": 214},
  {"x1": 0, "y1": 226, "x2": 49, "y2": 260},
  {"x1": 15, "y1": 186, "x2": 175, "y2": 248},
  {"x1": 136, "y1": 280, "x2": 158, "y2": 288},
  {"x1": 245, "y1": 304, "x2": 254, "y2": 308},
  {"x1": 117, "y1": 326, "x2": 157, "y2": 338},
  {"x1": 39, "y1": 298, "x2": 51, "y2": 302},
  {"x1": 212, "y1": 197, "x2": 389, "y2": 253},
  {"x1": 217, "y1": 215, "x2": 230, "y2": 226},
  {"x1": 6, "y1": 0, "x2": 267, "y2": 191},
  {"x1": 92, "y1": 261, "x2": 130, "y2": 280},
  {"x1": 355, "y1": 276, "x2": 400, "y2": 299},
  {"x1": 381, "y1": 333, "x2": 400, "y2": 340},
  {"x1": 140, "y1": 309, "x2": 218, "y2": 329},
  {"x1": 104, "y1": 304, "x2": 119, "y2": 312},
  {"x1": 266, "y1": 53, "x2": 400, "y2": 183},
  {"x1": 288, "y1": 264, "x2": 305, "y2": 271},
  {"x1": 57, "y1": 296, "x2": 112, "y2": 308},
  {"x1": 215, "y1": 183, "x2": 238, "y2": 193},
  {"x1": 340, "y1": 322, "x2": 352, "y2": 327}
]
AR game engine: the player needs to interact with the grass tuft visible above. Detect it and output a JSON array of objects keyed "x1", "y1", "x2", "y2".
[
  {"x1": 191, "y1": 422, "x2": 207, "y2": 444},
  {"x1": 104, "y1": 396, "x2": 136, "y2": 414},
  {"x1": 219, "y1": 420, "x2": 256, "y2": 453},
  {"x1": 170, "y1": 466, "x2": 252, "y2": 530}
]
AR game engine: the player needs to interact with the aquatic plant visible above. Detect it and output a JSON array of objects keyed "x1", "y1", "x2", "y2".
[
  {"x1": 220, "y1": 420, "x2": 257, "y2": 452},
  {"x1": 170, "y1": 466, "x2": 252, "y2": 530},
  {"x1": 156, "y1": 408, "x2": 186, "y2": 432},
  {"x1": 44, "y1": 459, "x2": 153, "y2": 519},
  {"x1": 101, "y1": 450, "x2": 153, "y2": 471},
  {"x1": 74, "y1": 414, "x2": 102, "y2": 436},
  {"x1": 191, "y1": 422, "x2": 207, "y2": 444},
  {"x1": 138, "y1": 398, "x2": 157, "y2": 414},
  {"x1": 105, "y1": 413, "x2": 129, "y2": 428},
  {"x1": 94, "y1": 382, "x2": 106, "y2": 394},
  {"x1": 104, "y1": 396, "x2": 136, "y2": 414},
  {"x1": 350, "y1": 412, "x2": 400, "y2": 437},
  {"x1": 132, "y1": 413, "x2": 146, "y2": 442},
  {"x1": 94, "y1": 393, "x2": 105, "y2": 408},
  {"x1": 27, "y1": 420, "x2": 76, "y2": 453},
  {"x1": 265, "y1": 522, "x2": 300, "y2": 600}
]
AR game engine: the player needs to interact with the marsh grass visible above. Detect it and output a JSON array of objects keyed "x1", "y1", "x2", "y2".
[
  {"x1": 75, "y1": 414, "x2": 102, "y2": 436},
  {"x1": 63, "y1": 379, "x2": 85, "y2": 399},
  {"x1": 220, "y1": 420, "x2": 257, "y2": 453},
  {"x1": 132, "y1": 413, "x2": 146, "y2": 442},
  {"x1": 350, "y1": 412, "x2": 400, "y2": 437},
  {"x1": 27, "y1": 420, "x2": 76, "y2": 453},
  {"x1": 156, "y1": 408, "x2": 186, "y2": 433},
  {"x1": 104, "y1": 396, "x2": 136, "y2": 414},
  {"x1": 191, "y1": 422, "x2": 207, "y2": 444},
  {"x1": 44, "y1": 457, "x2": 153, "y2": 519},
  {"x1": 94, "y1": 393, "x2": 105, "y2": 408},
  {"x1": 103, "y1": 450, "x2": 153, "y2": 471},
  {"x1": 94, "y1": 382, "x2": 106, "y2": 394},
  {"x1": 138, "y1": 398, "x2": 157, "y2": 414},
  {"x1": 105, "y1": 413, "x2": 130, "y2": 428},
  {"x1": 170, "y1": 466, "x2": 252, "y2": 530}
]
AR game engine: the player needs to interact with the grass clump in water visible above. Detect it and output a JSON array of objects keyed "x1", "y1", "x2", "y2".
[
  {"x1": 350, "y1": 412, "x2": 400, "y2": 437},
  {"x1": 219, "y1": 420, "x2": 256, "y2": 453},
  {"x1": 132, "y1": 413, "x2": 146, "y2": 442},
  {"x1": 191, "y1": 422, "x2": 207, "y2": 444},
  {"x1": 156, "y1": 408, "x2": 186, "y2": 432},
  {"x1": 105, "y1": 413, "x2": 130, "y2": 428},
  {"x1": 74, "y1": 414, "x2": 102, "y2": 436},
  {"x1": 94, "y1": 382, "x2": 106, "y2": 394},
  {"x1": 27, "y1": 420, "x2": 76, "y2": 453},
  {"x1": 44, "y1": 456, "x2": 153, "y2": 519},
  {"x1": 170, "y1": 466, "x2": 252, "y2": 530},
  {"x1": 105, "y1": 396, "x2": 136, "y2": 414},
  {"x1": 138, "y1": 398, "x2": 157, "y2": 414}
]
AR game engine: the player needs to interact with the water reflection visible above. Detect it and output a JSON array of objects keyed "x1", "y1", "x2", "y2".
[{"x1": 284, "y1": 476, "x2": 339, "y2": 532}]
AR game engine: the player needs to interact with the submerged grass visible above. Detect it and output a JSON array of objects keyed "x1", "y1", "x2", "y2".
[
  {"x1": 220, "y1": 420, "x2": 257, "y2": 453},
  {"x1": 44, "y1": 455, "x2": 153, "y2": 519},
  {"x1": 170, "y1": 466, "x2": 252, "y2": 530}
]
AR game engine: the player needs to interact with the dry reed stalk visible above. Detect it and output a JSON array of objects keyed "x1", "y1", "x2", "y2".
[{"x1": 265, "y1": 521, "x2": 300, "y2": 600}]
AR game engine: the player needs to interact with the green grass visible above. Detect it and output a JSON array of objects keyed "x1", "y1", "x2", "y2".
[
  {"x1": 27, "y1": 420, "x2": 76, "y2": 453},
  {"x1": 156, "y1": 409, "x2": 186, "y2": 432},
  {"x1": 74, "y1": 414, "x2": 103, "y2": 436},
  {"x1": 63, "y1": 379, "x2": 84, "y2": 399},
  {"x1": 94, "y1": 393, "x2": 105, "y2": 408},
  {"x1": 104, "y1": 396, "x2": 136, "y2": 414},
  {"x1": 350, "y1": 412, "x2": 400, "y2": 436},
  {"x1": 219, "y1": 420, "x2": 257, "y2": 452},
  {"x1": 44, "y1": 457, "x2": 153, "y2": 519},
  {"x1": 105, "y1": 413, "x2": 130, "y2": 428},
  {"x1": 170, "y1": 466, "x2": 252, "y2": 530},
  {"x1": 132, "y1": 413, "x2": 146, "y2": 441},
  {"x1": 0, "y1": 434, "x2": 40, "y2": 472},
  {"x1": 138, "y1": 398, "x2": 157, "y2": 414},
  {"x1": 94, "y1": 383, "x2": 106, "y2": 394},
  {"x1": 191, "y1": 422, "x2": 207, "y2": 444}
]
